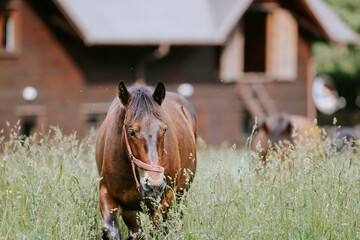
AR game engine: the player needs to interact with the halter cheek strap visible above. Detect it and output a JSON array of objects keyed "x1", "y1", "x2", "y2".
[{"x1": 123, "y1": 126, "x2": 165, "y2": 192}]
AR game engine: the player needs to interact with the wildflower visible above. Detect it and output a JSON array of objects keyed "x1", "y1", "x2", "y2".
[
  {"x1": 310, "y1": 127, "x2": 314, "y2": 132},
  {"x1": 304, "y1": 130, "x2": 309, "y2": 137},
  {"x1": 189, "y1": 231, "x2": 192, "y2": 234},
  {"x1": 333, "y1": 117, "x2": 337, "y2": 125},
  {"x1": 6, "y1": 189, "x2": 12, "y2": 194},
  {"x1": 316, "y1": 212, "x2": 319, "y2": 215},
  {"x1": 22, "y1": 215, "x2": 25, "y2": 218}
]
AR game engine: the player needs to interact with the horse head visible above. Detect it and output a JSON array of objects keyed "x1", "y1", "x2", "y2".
[
  {"x1": 253, "y1": 113, "x2": 294, "y2": 162},
  {"x1": 118, "y1": 81, "x2": 168, "y2": 199}
]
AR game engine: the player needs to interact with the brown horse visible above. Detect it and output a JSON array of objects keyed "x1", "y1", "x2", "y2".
[
  {"x1": 251, "y1": 113, "x2": 321, "y2": 166},
  {"x1": 96, "y1": 81, "x2": 197, "y2": 239}
]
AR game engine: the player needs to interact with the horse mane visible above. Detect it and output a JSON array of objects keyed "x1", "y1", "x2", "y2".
[{"x1": 125, "y1": 86, "x2": 162, "y2": 123}]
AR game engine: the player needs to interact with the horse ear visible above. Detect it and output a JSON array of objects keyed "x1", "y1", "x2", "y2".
[
  {"x1": 153, "y1": 82, "x2": 166, "y2": 106},
  {"x1": 262, "y1": 122, "x2": 270, "y2": 135},
  {"x1": 118, "y1": 81, "x2": 132, "y2": 108},
  {"x1": 285, "y1": 122, "x2": 293, "y2": 137}
]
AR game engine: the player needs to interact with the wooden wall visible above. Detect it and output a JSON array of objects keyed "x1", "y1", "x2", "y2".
[
  {"x1": 0, "y1": 0, "x2": 315, "y2": 146},
  {"x1": 262, "y1": 31, "x2": 314, "y2": 116}
]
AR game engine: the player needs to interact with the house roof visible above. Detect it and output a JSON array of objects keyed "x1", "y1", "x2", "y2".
[
  {"x1": 301, "y1": 0, "x2": 358, "y2": 44},
  {"x1": 53, "y1": 0, "x2": 358, "y2": 46},
  {"x1": 53, "y1": 0, "x2": 252, "y2": 46}
]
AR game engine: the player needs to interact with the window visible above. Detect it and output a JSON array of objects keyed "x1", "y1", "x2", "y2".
[
  {"x1": 220, "y1": 7, "x2": 298, "y2": 82},
  {"x1": 0, "y1": 9, "x2": 18, "y2": 55},
  {"x1": 244, "y1": 12, "x2": 267, "y2": 72},
  {"x1": 14, "y1": 105, "x2": 47, "y2": 137},
  {"x1": 81, "y1": 102, "x2": 110, "y2": 135},
  {"x1": 21, "y1": 116, "x2": 37, "y2": 137},
  {"x1": 86, "y1": 113, "x2": 106, "y2": 132}
]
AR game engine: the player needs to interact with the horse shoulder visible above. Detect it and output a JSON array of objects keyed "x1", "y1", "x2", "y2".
[
  {"x1": 96, "y1": 114, "x2": 113, "y2": 176},
  {"x1": 290, "y1": 115, "x2": 318, "y2": 137},
  {"x1": 251, "y1": 130, "x2": 267, "y2": 152},
  {"x1": 163, "y1": 92, "x2": 197, "y2": 174},
  {"x1": 96, "y1": 103, "x2": 123, "y2": 177},
  {"x1": 290, "y1": 115, "x2": 311, "y2": 128}
]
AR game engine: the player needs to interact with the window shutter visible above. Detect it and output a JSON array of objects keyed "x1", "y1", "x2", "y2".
[
  {"x1": 0, "y1": 12, "x2": 4, "y2": 47},
  {"x1": 5, "y1": 11, "x2": 16, "y2": 52},
  {"x1": 266, "y1": 8, "x2": 298, "y2": 81},
  {"x1": 219, "y1": 23, "x2": 244, "y2": 82}
]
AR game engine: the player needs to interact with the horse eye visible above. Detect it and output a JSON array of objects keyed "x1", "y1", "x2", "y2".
[
  {"x1": 163, "y1": 127, "x2": 168, "y2": 135},
  {"x1": 128, "y1": 129, "x2": 136, "y2": 137}
]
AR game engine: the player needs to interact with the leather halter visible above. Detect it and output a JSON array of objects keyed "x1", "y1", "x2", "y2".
[{"x1": 123, "y1": 126, "x2": 165, "y2": 192}]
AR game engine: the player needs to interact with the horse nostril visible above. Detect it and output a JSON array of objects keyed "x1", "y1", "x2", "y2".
[{"x1": 143, "y1": 178, "x2": 152, "y2": 189}]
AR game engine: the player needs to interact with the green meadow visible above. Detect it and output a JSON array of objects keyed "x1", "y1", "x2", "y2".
[{"x1": 1, "y1": 124, "x2": 360, "y2": 239}]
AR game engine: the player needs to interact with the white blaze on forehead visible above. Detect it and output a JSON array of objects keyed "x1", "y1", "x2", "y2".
[{"x1": 143, "y1": 121, "x2": 161, "y2": 165}]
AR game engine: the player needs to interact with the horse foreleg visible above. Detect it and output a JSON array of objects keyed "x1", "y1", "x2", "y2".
[
  {"x1": 100, "y1": 182, "x2": 123, "y2": 240},
  {"x1": 122, "y1": 211, "x2": 142, "y2": 240},
  {"x1": 152, "y1": 188, "x2": 174, "y2": 224}
]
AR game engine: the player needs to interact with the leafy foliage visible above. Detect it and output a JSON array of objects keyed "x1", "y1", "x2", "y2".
[{"x1": 313, "y1": 0, "x2": 360, "y2": 80}]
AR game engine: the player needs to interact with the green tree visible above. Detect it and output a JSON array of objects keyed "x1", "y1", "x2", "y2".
[{"x1": 313, "y1": 0, "x2": 360, "y2": 80}]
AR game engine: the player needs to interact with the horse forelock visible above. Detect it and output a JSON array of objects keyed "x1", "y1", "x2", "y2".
[
  {"x1": 268, "y1": 114, "x2": 290, "y2": 135},
  {"x1": 125, "y1": 86, "x2": 162, "y2": 124}
]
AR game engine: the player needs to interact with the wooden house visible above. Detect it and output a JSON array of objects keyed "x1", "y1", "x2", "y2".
[{"x1": 0, "y1": 0, "x2": 357, "y2": 145}]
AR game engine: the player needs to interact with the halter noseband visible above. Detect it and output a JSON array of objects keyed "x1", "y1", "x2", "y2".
[{"x1": 123, "y1": 126, "x2": 165, "y2": 192}]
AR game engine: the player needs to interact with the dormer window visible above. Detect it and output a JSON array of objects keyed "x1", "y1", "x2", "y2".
[
  {"x1": 244, "y1": 11, "x2": 267, "y2": 73},
  {"x1": 0, "y1": 9, "x2": 19, "y2": 55},
  {"x1": 220, "y1": 7, "x2": 298, "y2": 82}
]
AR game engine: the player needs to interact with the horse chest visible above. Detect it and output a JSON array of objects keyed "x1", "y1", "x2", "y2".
[{"x1": 106, "y1": 179, "x2": 143, "y2": 209}]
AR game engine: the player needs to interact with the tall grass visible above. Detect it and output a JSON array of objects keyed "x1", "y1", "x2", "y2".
[
  {"x1": 1, "y1": 124, "x2": 360, "y2": 239},
  {"x1": 0, "y1": 125, "x2": 101, "y2": 239}
]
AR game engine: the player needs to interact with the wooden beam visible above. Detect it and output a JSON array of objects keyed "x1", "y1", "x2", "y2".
[
  {"x1": 221, "y1": 72, "x2": 274, "y2": 83},
  {"x1": 251, "y1": 83, "x2": 278, "y2": 115},
  {"x1": 236, "y1": 83, "x2": 266, "y2": 123}
]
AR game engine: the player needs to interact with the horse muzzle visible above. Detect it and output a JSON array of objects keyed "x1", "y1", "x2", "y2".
[{"x1": 140, "y1": 175, "x2": 166, "y2": 199}]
